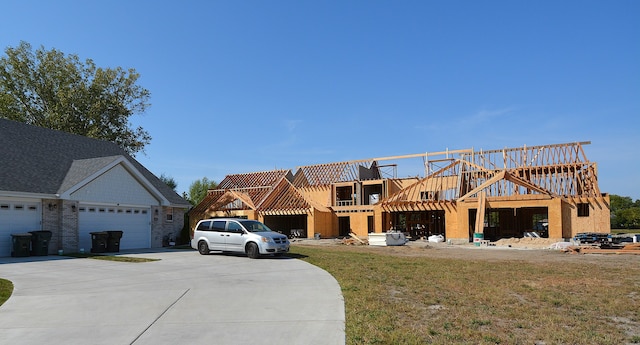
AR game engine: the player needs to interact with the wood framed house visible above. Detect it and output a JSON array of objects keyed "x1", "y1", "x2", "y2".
[
  {"x1": 190, "y1": 141, "x2": 610, "y2": 242},
  {"x1": 0, "y1": 118, "x2": 191, "y2": 256},
  {"x1": 377, "y1": 142, "x2": 610, "y2": 243},
  {"x1": 189, "y1": 170, "x2": 332, "y2": 238}
]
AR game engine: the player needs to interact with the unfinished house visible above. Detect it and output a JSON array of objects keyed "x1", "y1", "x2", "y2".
[
  {"x1": 189, "y1": 170, "x2": 332, "y2": 238},
  {"x1": 377, "y1": 142, "x2": 610, "y2": 243},
  {"x1": 292, "y1": 160, "x2": 418, "y2": 238},
  {"x1": 190, "y1": 141, "x2": 609, "y2": 242}
]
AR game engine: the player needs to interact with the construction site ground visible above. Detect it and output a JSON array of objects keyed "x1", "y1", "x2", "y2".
[{"x1": 290, "y1": 237, "x2": 640, "y2": 265}]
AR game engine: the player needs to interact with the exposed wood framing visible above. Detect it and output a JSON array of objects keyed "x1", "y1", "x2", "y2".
[
  {"x1": 475, "y1": 191, "x2": 486, "y2": 234},
  {"x1": 293, "y1": 161, "x2": 375, "y2": 187},
  {"x1": 380, "y1": 141, "x2": 603, "y2": 211}
]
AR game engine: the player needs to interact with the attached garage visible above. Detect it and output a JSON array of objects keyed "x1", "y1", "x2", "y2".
[
  {"x1": 0, "y1": 199, "x2": 42, "y2": 257},
  {"x1": 78, "y1": 204, "x2": 151, "y2": 251},
  {"x1": 263, "y1": 215, "x2": 307, "y2": 238}
]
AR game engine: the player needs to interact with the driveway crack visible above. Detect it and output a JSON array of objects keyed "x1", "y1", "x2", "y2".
[{"x1": 130, "y1": 288, "x2": 190, "y2": 344}]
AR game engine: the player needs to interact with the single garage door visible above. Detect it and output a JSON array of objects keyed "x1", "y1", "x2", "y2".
[
  {"x1": 78, "y1": 204, "x2": 151, "y2": 251},
  {"x1": 0, "y1": 199, "x2": 42, "y2": 257}
]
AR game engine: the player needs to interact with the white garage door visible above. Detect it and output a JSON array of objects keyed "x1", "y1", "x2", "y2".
[
  {"x1": 0, "y1": 199, "x2": 42, "y2": 257},
  {"x1": 78, "y1": 204, "x2": 151, "y2": 251}
]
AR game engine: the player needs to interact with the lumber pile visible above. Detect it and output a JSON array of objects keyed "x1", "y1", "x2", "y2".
[
  {"x1": 565, "y1": 243, "x2": 640, "y2": 255},
  {"x1": 341, "y1": 233, "x2": 368, "y2": 246}
]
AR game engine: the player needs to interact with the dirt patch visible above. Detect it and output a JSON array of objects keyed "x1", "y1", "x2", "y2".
[{"x1": 291, "y1": 237, "x2": 640, "y2": 266}]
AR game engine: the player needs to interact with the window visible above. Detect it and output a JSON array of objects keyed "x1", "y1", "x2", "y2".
[
  {"x1": 227, "y1": 221, "x2": 242, "y2": 233},
  {"x1": 577, "y1": 203, "x2": 590, "y2": 217},
  {"x1": 212, "y1": 221, "x2": 226, "y2": 232},
  {"x1": 166, "y1": 208, "x2": 173, "y2": 222},
  {"x1": 197, "y1": 220, "x2": 212, "y2": 231}
]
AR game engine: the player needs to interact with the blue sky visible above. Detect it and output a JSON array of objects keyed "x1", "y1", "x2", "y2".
[{"x1": 2, "y1": 1, "x2": 639, "y2": 199}]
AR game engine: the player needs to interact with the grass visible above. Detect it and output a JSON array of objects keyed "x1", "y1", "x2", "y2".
[
  {"x1": 290, "y1": 244, "x2": 640, "y2": 345},
  {"x1": 64, "y1": 253, "x2": 160, "y2": 262},
  {"x1": 0, "y1": 278, "x2": 13, "y2": 307},
  {"x1": 612, "y1": 228, "x2": 640, "y2": 235}
]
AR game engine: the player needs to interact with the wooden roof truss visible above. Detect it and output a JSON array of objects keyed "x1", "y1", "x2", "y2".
[
  {"x1": 293, "y1": 160, "x2": 377, "y2": 187},
  {"x1": 382, "y1": 141, "x2": 601, "y2": 209}
]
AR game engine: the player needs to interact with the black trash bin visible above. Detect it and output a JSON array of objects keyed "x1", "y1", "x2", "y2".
[
  {"x1": 11, "y1": 233, "x2": 32, "y2": 257},
  {"x1": 90, "y1": 232, "x2": 108, "y2": 253},
  {"x1": 29, "y1": 230, "x2": 53, "y2": 256},
  {"x1": 106, "y1": 231, "x2": 123, "y2": 252}
]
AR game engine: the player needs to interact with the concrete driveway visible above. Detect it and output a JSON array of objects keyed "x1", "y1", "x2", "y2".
[{"x1": 0, "y1": 249, "x2": 345, "y2": 345}]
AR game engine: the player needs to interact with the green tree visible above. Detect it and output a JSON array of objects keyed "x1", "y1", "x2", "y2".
[
  {"x1": 0, "y1": 41, "x2": 151, "y2": 155},
  {"x1": 610, "y1": 194, "x2": 640, "y2": 229},
  {"x1": 159, "y1": 173, "x2": 177, "y2": 191},
  {"x1": 188, "y1": 177, "x2": 218, "y2": 206}
]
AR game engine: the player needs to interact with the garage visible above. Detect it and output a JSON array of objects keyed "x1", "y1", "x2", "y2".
[
  {"x1": 78, "y1": 204, "x2": 151, "y2": 252},
  {"x1": 0, "y1": 199, "x2": 42, "y2": 257},
  {"x1": 263, "y1": 215, "x2": 307, "y2": 238}
]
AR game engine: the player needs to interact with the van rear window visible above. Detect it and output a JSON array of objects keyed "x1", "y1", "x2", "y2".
[{"x1": 197, "y1": 221, "x2": 212, "y2": 230}]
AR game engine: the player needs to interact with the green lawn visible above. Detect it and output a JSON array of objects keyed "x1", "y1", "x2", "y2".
[
  {"x1": 0, "y1": 279, "x2": 12, "y2": 307},
  {"x1": 291, "y1": 244, "x2": 640, "y2": 345}
]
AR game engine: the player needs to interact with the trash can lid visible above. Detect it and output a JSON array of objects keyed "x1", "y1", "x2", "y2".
[{"x1": 11, "y1": 233, "x2": 33, "y2": 237}]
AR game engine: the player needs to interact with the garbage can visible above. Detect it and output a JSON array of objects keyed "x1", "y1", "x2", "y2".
[
  {"x1": 90, "y1": 232, "x2": 109, "y2": 253},
  {"x1": 11, "y1": 233, "x2": 32, "y2": 257},
  {"x1": 29, "y1": 230, "x2": 52, "y2": 256},
  {"x1": 106, "y1": 231, "x2": 123, "y2": 252}
]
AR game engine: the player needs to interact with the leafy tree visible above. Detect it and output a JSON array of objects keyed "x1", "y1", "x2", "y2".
[
  {"x1": 188, "y1": 177, "x2": 218, "y2": 206},
  {"x1": 159, "y1": 173, "x2": 177, "y2": 191},
  {"x1": 0, "y1": 41, "x2": 150, "y2": 155},
  {"x1": 610, "y1": 194, "x2": 640, "y2": 229}
]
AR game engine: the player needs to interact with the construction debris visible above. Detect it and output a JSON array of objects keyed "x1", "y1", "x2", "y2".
[
  {"x1": 564, "y1": 243, "x2": 640, "y2": 255},
  {"x1": 341, "y1": 233, "x2": 368, "y2": 246}
]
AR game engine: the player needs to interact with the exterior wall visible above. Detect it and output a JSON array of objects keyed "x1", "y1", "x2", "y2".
[
  {"x1": 561, "y1": 196, "x2": 611, "y2": 238},
  {"x1": 151, "y1": 206, "x2": 186, "y2": 247},
  {"x1": 42, "y1": 199, "x2": 61, "y2": 251},
  {"x1": 309, "y1": 211, "x2": 333, "y2": 238},
  {"x1": 42, "y1": 199, "x2": 80, "y2": 254},
  {"x1": 70, "y1": 165, "x2": 160, "y2": 206},
  {"x1": 348, "y1": 212, "x2": 373, "y2": 238},
  {"x1": 299, "y1": 186, "x2": 332, "y2": 207}
]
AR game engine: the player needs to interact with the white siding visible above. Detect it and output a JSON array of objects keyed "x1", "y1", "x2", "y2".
[{"x1": 70, "y1": 164, "x2": 160, "y2": 206}]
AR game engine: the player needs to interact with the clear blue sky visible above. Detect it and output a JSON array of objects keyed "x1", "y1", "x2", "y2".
[{"x1": 2, "y1": 1, "x2": 639, "y2": 199}]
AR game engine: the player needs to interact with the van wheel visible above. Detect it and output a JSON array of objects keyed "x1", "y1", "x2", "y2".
[
  {"x1": 198, "y1": 241, "x2": 209, "y2": 255},
  {"x1": 247, "y1": 242, "x2": 260, "y2": 259}
]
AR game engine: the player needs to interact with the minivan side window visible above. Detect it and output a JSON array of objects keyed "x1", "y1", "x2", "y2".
[
  {"x1": 227, "y1": 221, "x2": 243, "y2": 233},
  {"x1": 197, "y1": 220, "x2": 212, "y2": 231},
  {"x1": 212, "y1": 221, "x2": 226, "y2": 232}
]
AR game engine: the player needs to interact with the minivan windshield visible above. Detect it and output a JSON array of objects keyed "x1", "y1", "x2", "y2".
[{"x1": 239, "y1": 220, "x2": 273, "y2": 233}]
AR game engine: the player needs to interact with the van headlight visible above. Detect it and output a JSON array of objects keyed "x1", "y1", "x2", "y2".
[{"x1": 261, "y1": 237, "x2": 274, "y2": 243}]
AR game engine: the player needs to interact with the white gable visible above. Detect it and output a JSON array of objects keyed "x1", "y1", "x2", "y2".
[{"x1": 70, "y1": 164, "x2": 160, "y2": 205}]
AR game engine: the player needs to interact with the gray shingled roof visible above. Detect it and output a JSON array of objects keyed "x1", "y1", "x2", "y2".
[{"x1": 0, "y1": 118, "x2": 189, "y2": 207}]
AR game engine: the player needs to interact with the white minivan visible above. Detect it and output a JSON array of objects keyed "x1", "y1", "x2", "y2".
[{"x1": 191, "y1": 218, "x2": 290, "y2": 259}]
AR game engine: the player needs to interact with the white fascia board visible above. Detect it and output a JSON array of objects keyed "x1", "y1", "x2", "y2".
[
  {"x1": 0, "y1": 191, "x2": 59, "y2": 199},
  {"x1": 58, "y1": 156, "x2": 171, "y2": 206}
]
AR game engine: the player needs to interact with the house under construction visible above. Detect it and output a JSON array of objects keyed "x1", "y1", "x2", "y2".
[{"x1": 189, "y1": 141, "x2": 610, "y2": 243}]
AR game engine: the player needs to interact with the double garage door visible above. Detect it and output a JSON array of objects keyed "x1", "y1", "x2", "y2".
[
  {"x1": 0, "y1": 199, "x2": 41, "y2": 257},
  {"x1": 78, "y1": 204, "x2": 151, "y2": 252}
]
